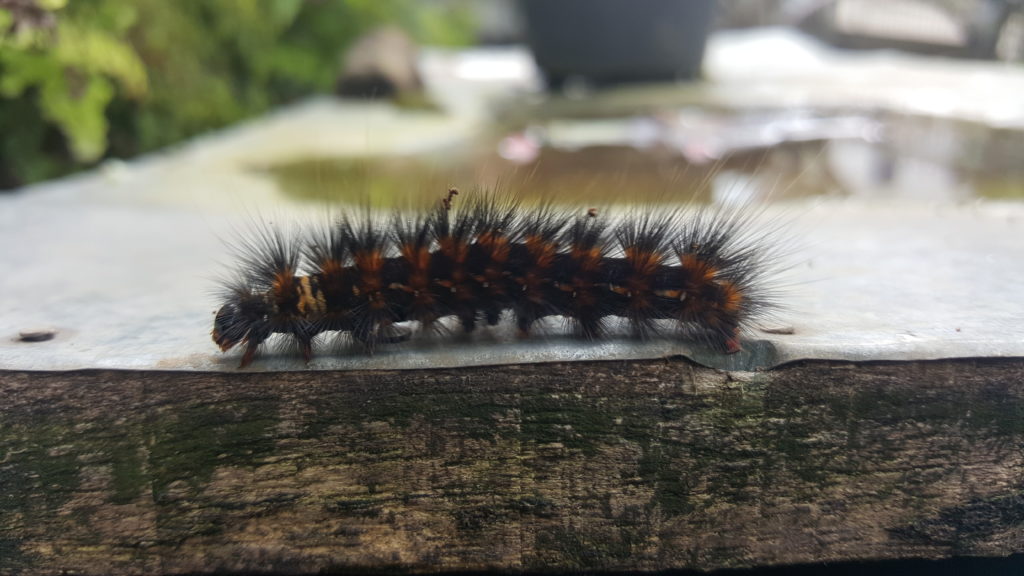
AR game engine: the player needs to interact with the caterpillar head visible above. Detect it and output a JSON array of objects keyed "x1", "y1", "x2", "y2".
[{"x1": 212, "y1": 294, "x2": 272, "y2": 352}]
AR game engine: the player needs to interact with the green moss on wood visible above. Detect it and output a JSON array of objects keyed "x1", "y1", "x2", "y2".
[
  {"x1": 1, "y1": 359, "x2": 1023, "y2": 574},
  {"x1": 148, "y1": 399, "x2": 279, "y2": 500}
]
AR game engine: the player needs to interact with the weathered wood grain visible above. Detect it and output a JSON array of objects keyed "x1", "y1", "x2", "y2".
[{"x1": 2, "y1": 358, "x2": 1023, "y2": 574}]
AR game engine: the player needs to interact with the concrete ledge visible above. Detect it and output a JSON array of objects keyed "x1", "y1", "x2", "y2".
[{"x1": 3, "y1": 357, "x2": 1022, "y2": 574}]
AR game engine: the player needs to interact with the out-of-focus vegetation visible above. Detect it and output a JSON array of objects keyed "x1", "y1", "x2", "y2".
[{"x1": 0, "y1": 0, "x2": 474, "y2": 188}]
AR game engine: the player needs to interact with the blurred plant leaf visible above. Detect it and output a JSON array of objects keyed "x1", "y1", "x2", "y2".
[
  {"x1": 1, "y1": 0, "x2": 476, "y2": 188},
  {"x1": 55, "y1": 22, "x2": 147, "y2": 97},
  {"x1": 40, "y1": 72, "x2": 114, "y2": 161}
]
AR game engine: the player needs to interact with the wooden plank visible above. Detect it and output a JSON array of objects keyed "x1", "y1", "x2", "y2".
[{"x1": 2, "y1": 358, "x2": 1023, "y2": 574}]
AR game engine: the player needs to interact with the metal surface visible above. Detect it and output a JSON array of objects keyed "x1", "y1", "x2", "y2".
[{"x1": 2, "y1": 177, "x2": 1021, "y2": 372}]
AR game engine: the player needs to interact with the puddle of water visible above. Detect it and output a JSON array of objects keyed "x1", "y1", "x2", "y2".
[{"x1": 257, "y1": 110, "x2": 1024, "y2": 207}]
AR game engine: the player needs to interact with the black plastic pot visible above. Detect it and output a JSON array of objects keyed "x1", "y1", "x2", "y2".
[{"x1": 519, "y1": 0, "x2": 715, "y2": 88}]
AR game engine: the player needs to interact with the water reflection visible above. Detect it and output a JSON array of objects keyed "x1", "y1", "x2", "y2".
[{"x1": 257, "y1": 109, "x2": 1023, "y2": 206}]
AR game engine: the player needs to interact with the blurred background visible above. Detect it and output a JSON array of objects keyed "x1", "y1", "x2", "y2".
[{"x1": 1, "y1": 0, "x2": 1022, "y2": 204}]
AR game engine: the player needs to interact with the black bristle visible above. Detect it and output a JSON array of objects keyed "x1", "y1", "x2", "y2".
[{"x1": 212, "y1": 192, "x2": 785, "y2": 367}]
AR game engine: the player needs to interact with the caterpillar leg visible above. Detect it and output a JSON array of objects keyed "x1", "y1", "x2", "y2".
[
  {"x1": 484, "y1": 306, "x2": 502, "y2": 327},
  {"x1": 715, "y1": 324, "x2": 743, "y2": 354},
  {"x1": 297, "y1": 336, "x2": 314, "y2": 363},
  {"x1": 576, "y1": 317, "x2": 602, "y2": 340},
  {"x1": 724, "y1": 334, "x2": 742, "y2": 354},
  {"x1": 240, "y1": 339, "x2": 260, "y2": 368},
  {"x1": 459, "y1": 309, "x2": 477, "y2": 333},
  {"x1": 515, "y1": 311, "x2": 534, "y2": 338},
  {"x1": 687, "y1": 309, "x2": 744, "y2": 354},
  {"x1": 236, "y1": 324, "x2": 273, "y2": 368},
  {"x1": 351, "y1": 322, "x2": 412, "y2": 350}
]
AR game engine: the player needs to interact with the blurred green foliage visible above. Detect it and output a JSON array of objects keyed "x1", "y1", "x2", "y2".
[{"x1": 0, "y1": 0, "x2": 474, "y2": 188}]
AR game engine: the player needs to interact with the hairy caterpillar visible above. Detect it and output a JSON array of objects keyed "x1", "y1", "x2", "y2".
[{"x1": 213, "y1": 189, "x2": 782, "y2": 368}]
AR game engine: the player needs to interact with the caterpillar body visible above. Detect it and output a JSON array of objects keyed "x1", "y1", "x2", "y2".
[{"x1": 213, "y1": 190, "x2": 781, "y2": 368}]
